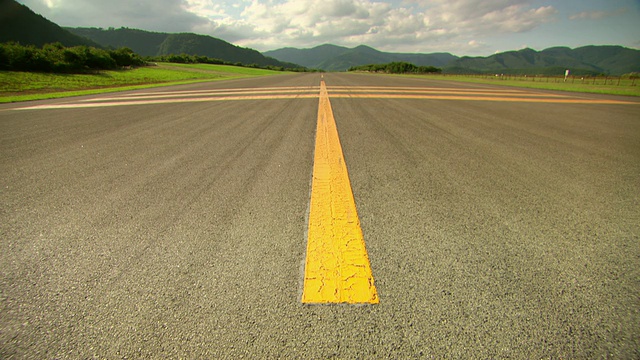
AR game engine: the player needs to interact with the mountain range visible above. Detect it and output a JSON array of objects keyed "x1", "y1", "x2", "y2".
[
  {"x1": 66, "y1": 27, "x2": 300, "y2": 69},
  {"x1": 264, "y1": 44, "x2": 458, "y2": 72},
  {"x1": 265, "y1": 44, "x2": 640, "y2": 75},
  {"x1": 3, "y1": 0, "x2": 639, "y2": 75},
  {"x1": 445, "y1": 46, "x2": 640, "y2": 76}
]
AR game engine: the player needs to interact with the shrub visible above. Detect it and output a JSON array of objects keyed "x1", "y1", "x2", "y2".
[{"x1": 0, "y1": 42, "x2": 144, "y2": 73}]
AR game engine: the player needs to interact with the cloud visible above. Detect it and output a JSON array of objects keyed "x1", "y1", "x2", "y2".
[
  {"x1": 214, "y1": 0, "x2": 392, "y2": 49},
  {"x1": 19, "y1": 0, "x2": 561, "y2": 54},
  {"x1": 569, "y1": 8, "x2": 626, "y2": 20},
  {"x1": 184, "y1": 0, "x2": 228, "y2": 20},
  {"x1": 468, "y1": 39, "x2": 487, "y2": 49},
  {"x1": 20, "y1": 0, "x2": 208, "y2": 32},
  {"x1": 484, "y1": 5, "x2": 557, "y2": 32},
  {"x1": 218, "y1": 0, "x2": 559, "y2": 52},
  {"x1": 421, "y1": 0, "x2": 557, "y2": 33}
]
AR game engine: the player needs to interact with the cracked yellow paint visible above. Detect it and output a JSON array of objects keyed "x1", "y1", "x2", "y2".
[{"x1": 302, "y1": 80, "x2": 378, "y2": 304}]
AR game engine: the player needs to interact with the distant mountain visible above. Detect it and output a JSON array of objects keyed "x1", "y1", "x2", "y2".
[
  {"x1": 264, "y1": 44, "x2": 350, "y2": 70},
  {"x1": 0, "y1": 0, "x2": 99, "y2": 47},
  {"x1": 157, "y1": 33, "x2": 274, "y2": 66},
  {"x1": 67, "y1": 27, "x2": 300, "y2": 68},
  {"x1": 446, "y1": 46, "x2": 640, "y2": 76},
  {"x1": 266, "y1": 43, "x2": 639, "y2": 75},
  {"x1": 66, "y1": 27, "x2": 167, "y2": 56},
  {"x1": 264, "y1": 44, "x2": 458, "y2": 71}
]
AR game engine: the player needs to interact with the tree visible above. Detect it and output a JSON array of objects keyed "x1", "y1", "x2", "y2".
[
  {"x1": 349, "y1": 61, "x2": 441, "y2": 74},
  {"x1": 109, "y1": 47, "x2": 145, "y2": 67}
]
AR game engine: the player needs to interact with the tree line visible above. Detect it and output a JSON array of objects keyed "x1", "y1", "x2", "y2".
[
  {"x1": 0, "y1": 42, "x2": 316, "y2": 73},
  {"x1": 0, "y1": 42, "x2": 145, "y2": 72},
  {"x1": 149, "y1": 53, "x2": 314, "y2": 72},
  {"x1": 349, "y1": 62, "x2": 441, "y2": 74}
]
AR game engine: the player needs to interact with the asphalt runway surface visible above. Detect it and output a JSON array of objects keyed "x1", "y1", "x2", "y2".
[{"x1": 1, "y1": 73, "x2": 638, "y2": 358}]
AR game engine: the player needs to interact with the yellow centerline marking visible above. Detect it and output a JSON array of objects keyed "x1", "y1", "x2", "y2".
[{"x1": 302, "y1": 80, "x2": 378, "y2": 304}]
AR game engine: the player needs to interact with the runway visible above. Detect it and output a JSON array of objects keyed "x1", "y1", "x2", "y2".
[{"x1": 1, "y1": 72, "x2": 638, "y2": 358}]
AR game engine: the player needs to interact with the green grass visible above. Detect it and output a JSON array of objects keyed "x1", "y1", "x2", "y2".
[
  {"x1": 0, "y1": 63, "x2": 285, "y2": 103},
  {"x1": 396, "y1": 73, "x2": 640, "y2": 97},
  {"x1": 158, "y1": 62, "x2": 281, "y2": 76}
]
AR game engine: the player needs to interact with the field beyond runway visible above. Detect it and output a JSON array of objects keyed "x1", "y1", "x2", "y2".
[{"x1": 1, "y1": 73, "x2": 638, "y2": 358}]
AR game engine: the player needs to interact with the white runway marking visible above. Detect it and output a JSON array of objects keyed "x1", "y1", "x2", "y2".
[{"x1": 13, "y1": 85, "x2": 636, "y2": 110}]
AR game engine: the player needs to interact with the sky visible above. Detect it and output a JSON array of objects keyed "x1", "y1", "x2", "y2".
[{"x1": 17, "y1": 0, "x2": 640, "y2": 56}]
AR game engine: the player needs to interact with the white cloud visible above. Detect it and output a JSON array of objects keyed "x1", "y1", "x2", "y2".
[
  {"x1": 18, "y1": 0, "x2": 559, "y2": 53},
  {"x1": 184, "y1": 0, "x2": 227, "y2": 20},
  {"x1": 468, "y1": 39, "x2": 486, "y2": 49},
  {"x1": 203, "y1": 0, "x2": 559, "y2": 53},
  {"x1": 20, "y1": 0, "x2": 209, "y2": 32},
  {"x1": 569, "y1": 8, "x2": 626, "y2": 20},
  {"x1": 223, "y1": 0, "x2": 393, "y2": 48},
  {"x1": 482, "y1": 5, "x2": 557, "y2": 33},
  {"x1": 421, "y1": 0, "x2": 557, "y2": 34},
  {"x1": 43, "y1": 0, "x2": 62, "y2": 8}
]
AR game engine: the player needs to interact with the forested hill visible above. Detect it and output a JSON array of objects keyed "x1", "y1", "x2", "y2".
[
  {"x1": 0, "y1": 0, "x2": 99, "y2": 47},
  {"x1": 67, "y1": 27, "x2": 299, "y2": 68},
  {"x1": 265, "y1": 43, "x2": 640, "y2": 75},
  {"x1": 446, "y1": 46, "x2": 640, "y2": 76},
  {"x1": 264, "y1": 44, "x2": 458, "y2": 72}
]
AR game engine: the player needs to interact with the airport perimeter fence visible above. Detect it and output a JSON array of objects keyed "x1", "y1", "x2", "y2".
[{"x1": 441, "y1": 73, "x2": 638, "y2": 86}]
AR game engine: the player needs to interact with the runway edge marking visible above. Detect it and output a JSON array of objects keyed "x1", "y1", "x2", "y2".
[{"x1": 302, "y1": 80, "x2": 379, "y2": 304}]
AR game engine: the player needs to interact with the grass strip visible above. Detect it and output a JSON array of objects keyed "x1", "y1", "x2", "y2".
[
  {"x1": 0, "y1": 63, "x2": 285, "y2": 103},
  {"x1": 393, "y1": 73, "x2": 640, "y2": 97}
]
